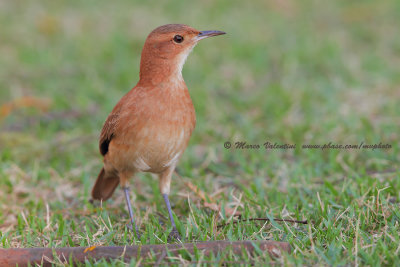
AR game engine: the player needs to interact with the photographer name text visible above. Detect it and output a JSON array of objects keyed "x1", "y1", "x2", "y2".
[{"x1": 224, "y1": 141, "x2": 392, "y2": 150}]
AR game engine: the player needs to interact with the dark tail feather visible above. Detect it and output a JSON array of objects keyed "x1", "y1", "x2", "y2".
[{"x1": 91, "y1": 168, "x2": 120, "y2": 201}]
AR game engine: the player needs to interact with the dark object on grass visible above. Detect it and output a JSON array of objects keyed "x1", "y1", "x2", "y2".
[
  {"x1": 217, "y1": 218, "x2": 308, "y2": 228},
  {"x1": 0, "y1": 240, "x2": 290, "y2": 266}
]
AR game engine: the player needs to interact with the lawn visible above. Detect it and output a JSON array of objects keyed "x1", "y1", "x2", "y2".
[{"x1": 0, "y1": 0, "x2": 399, "y2": 265}]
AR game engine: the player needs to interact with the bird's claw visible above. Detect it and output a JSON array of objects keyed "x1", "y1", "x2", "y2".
[
  {"x1": 126, "y1": 222, "x2": 141, "y2": 240},
  {"x1": 168, "y1": 229, "x2": 181, "y2": 242},
  {"x1": 126, "y1": 222, "x2": 133, "y2": 231}
]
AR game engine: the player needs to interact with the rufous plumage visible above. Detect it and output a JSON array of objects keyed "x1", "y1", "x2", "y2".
[{"x1": 91, "y1": 24, "x2": 225, "y2": 240}]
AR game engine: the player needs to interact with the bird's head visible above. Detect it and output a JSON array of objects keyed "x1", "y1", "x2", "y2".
[{"x1": 139, "y1": 24, "x2": 225, "y2": 84}]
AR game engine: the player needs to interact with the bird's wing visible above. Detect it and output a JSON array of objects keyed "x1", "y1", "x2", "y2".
[
  {"x1": 99, "y1": 112, "x2": 119, "y2": 156},
  {"x1": 99, "y1": 88, "x2": 141, "y2": 156},
  {"x1": 99, "y1": 91, "x2": 132, "y2": 156}
]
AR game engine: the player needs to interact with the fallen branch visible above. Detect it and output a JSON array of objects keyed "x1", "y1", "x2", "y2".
[
  {"x1": 0, "y1": 240, "x2": 290, "y2": 266},
  {"x1": 217, "y1": 218, "x2": 308, "y2": 228}
]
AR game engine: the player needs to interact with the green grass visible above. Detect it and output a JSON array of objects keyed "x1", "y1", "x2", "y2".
[{"x1": 0, "y1": 0, "x2": 399, "y2": 265}]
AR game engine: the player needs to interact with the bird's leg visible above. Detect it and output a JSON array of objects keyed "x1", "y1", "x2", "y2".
[
  {"x1": 159, "y1": 168, "x2": 181, "y2": 241},
  {"x1": 162, "y1": 193, "x2": 180, "y2": 240},
  {"x1": 123, "y1": 186, "x2": 140, "y2": 240}
]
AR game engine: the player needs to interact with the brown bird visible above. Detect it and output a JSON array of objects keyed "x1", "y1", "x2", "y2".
[{"x1": 91, "y1": 24, "x2": 225, "y2": 240}]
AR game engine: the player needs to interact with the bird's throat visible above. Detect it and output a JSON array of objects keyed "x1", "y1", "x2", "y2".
[{"x1": 138, "y1": 45, "x2": 195, "y2": 87}]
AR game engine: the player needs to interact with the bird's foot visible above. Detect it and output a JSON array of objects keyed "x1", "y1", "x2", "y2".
[
  {"x1": 126, "y1": 222, "x2": 133, "y2": 231},
  {"x1": 167, "y1": 228, "x2": 181, "y2": 242},
  {"x1": 126, "y1": 222, "x2": 141, "y2": 240}
]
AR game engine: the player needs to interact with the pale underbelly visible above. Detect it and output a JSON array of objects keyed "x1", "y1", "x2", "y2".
[{"x1": 108, "y1": 127, "x2": 189, "y2": 173}]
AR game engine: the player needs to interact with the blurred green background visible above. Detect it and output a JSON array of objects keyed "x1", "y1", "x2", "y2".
[{"x1": 0, "y1": 0, "x2": 399, "y2": 265}]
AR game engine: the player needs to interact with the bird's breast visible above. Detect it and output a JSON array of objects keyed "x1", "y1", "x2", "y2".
[
  {"x1": 113, "y1": 85, "x2": 196, "y2": 173},
  {"x1": 133, "y1": 111, "x2": 195, "y2": 172}
]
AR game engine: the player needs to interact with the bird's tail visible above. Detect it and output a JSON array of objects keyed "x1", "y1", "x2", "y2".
[{"x1": 91, "y1": 168, "x2": 120, "y2": 200}]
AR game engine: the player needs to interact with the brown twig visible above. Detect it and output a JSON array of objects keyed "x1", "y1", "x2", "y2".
[
  {"x1": 217, "y1": 217, "x2": 308, "y2": 228},
  {"x1": 0, "y1": 240, "x2": 291, "y2": 266}
]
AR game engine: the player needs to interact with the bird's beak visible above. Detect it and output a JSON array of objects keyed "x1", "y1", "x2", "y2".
[{"x1": 196, "y1": 30, "x2": 226, "y2": 41}]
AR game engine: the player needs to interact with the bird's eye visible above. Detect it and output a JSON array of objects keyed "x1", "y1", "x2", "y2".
[{"x1": 173, "y1": 35, "x2": 184, "y2": 43}]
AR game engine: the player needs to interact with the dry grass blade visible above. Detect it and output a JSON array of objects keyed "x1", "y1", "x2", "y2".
[
  {"x1": 183, "y1": 180, "x2": 241, "y2": 216},
  {"x1": 0, "y1": 96, "x2": 52, "y2": 119}
]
